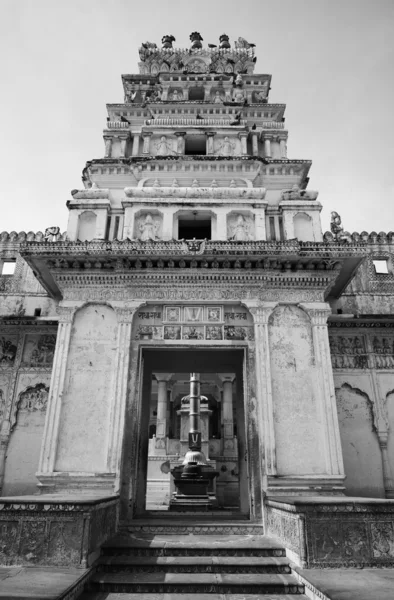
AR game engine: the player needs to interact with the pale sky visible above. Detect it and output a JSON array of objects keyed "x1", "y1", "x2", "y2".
[{"x1": 1, "y1": 0, "x2": 393, "y2": 234}]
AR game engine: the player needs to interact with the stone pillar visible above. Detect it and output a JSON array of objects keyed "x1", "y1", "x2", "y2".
[
  {"x1": 143, "y1": 132, "x2": 152, "y2": 154},
  {"x1": 264, "y1": 136, "x2": 271, "y2": 158},
  {"x1": 120, "y1": 136, "x2": 128, "y2": 158},
  {"x1": 215, "y1": 210, "x2": 227, "y2": 240},
  {"x1": 280, "y1": 137, "x2": 287, "y2": 158},
  {"x1": 153, "y1": 374, "x2": 173, "y2": 454},
  {"x1": 132, "y1": 133, "x2": 140, "y2": 156},
  {"x1": 379, "y1": 433, "x2": 394, "y2": 498},
  {"x1": 175, "y1": 132, "x2": 186, "y2": 154},
  {"x1": 104, "y1": 136, "x2": 112, "y2": 158},
  {"x1": 108, "y1": 307, "x2": 138, "y2": 487},
  {"x1": 206, "y1": 132, "x2": 216, "y2": 155},
  {"x1": 251, "y1": 132, "x2": 259, "y2": 156},
  {"x1": 0, "y1": 420, "x2": 11, "y2": 492},
  {"x1": 245, "y1": 301, "x2": 278, "y2": 476},
  {"x1": 238, "y1": 132, "x2": 248, "y2": 155},
  {"x1": 219, "y1": 375, "x2": 236, "y2": 456},
  {"x1": 299, "y1": 303, "x2": 345, "y2": 479},
  {"x1": 38, "y1": 307, "x2": 75, "y2": 475}
]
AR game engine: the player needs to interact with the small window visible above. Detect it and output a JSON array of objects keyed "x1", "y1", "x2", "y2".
[
  {"x1": 179, "y1": 218, "x2": 211, "y2": 240},
  {"x1": 188, "y1": 87, "x2": 205, "y2": 101},
  {"x1": 185, "y1": 136, "x2": 206, "y2": 156},
  {"x1": 1, "y1": 261, "x2": 16, "y2": 275},
  {"x1": 373, "y1": 260, "x2": 389, "y2": 274},
  {"x1": 34, "y1": 308, "x2": 42, "y2": 317}
]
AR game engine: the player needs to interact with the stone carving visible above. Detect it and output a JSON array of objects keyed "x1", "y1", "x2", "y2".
[
  {"x1": 164, "y1": 326, "x2": 181, "y2": 340},
  {"x1": 224, "y1": 326, "x2": 253, "y2": 340},
  {"x1": 0, "y1": 338, "x2": 17, "y2": 364},
  {"x1": 154, "y1": 135, "x2": 175, "y2": 155},
  {"x1": 184, "y1": 307, "x2": 203, "y2": 322},
  {"x1": 18, "y1": 384, "x2": 49, "y2": 413},
  {"x1": 213, "y1": 90, "x2": 224, "y2": 103},
  {"x1": 183, "y1": 326, "x2": 204, "y2": 340},
  {"x1": 373, "y1": 337, "x2": 394, "y2": 368},
  {"x1": 184, "y1": 59, "x2": 208, "y2": 73},
  {"x1": 26, "y1": 335, "x2": 56, "y2": 366},
  {"x1": 329, "y1": 335, "x2": 368, "y2": 369},
  {"x1": 161, "y1": 34, "x2": 175, "y2": 49},
  {"x1": 206, "y1": 326, "x2": 223, "y2": 340},
  {"x1": 227, "y1": 214, "x2": 254, "y2": 241},
  {"x1": 138, "y1": 213, "x2": 161, "y2": 241},
  {"x1": 215, "y1": 136, "x2": 236, "y2": 156},
  {"x1": 371, "y1": 522, "x2": 394, "y2": 558},
  {"x1": 189, "y1": 31, "x2": 203, "y2": 50},
  {"x1": 281, "y1": 184, "x2": 318, "y2": 201},
  {"x1": 135, "y1": 325, "x2": 162, "y2": 340},
  {"x1": 44, "y1": 226, "x2": 60, "y2": 241},
  {"x1": 165, "y1": 306, "x2": 181, "y2": 322},
  {"x1": 235, "y1": 36, "x2": 255, "y2": 50},
  {"x1": 170, "y1": 89, "x2": 182, "y2": 101},
  {"x1": 207, "y1": 307, "x2": 221, "y2": 322},
  {"x1": 330, "y1": 211, "x2": 351, "y2": 242}
]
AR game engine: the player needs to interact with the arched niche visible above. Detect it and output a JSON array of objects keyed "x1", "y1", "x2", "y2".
[
  {"x1": 3, "y1": 383, "x2": 49, "y2": 495},
  {"x1": 294, "y1": 212, "x2": 313, "y2": 242},
  {"x1": 335, "y1": 383, "x2": 384, "y2": 497},
  {"x1": 227, "y1": 211, "x2": 255, "y2": 241},
  {"x1": 55, "y1": 304, "x2": 118, "y2": 473},
  {"x1": 188, "y1": 86, "x2": 205, "y2": 101},
  {"x1": 269, "y1": 305, "x2": 326, "y2": 475},
  {"x1": 77, "y1": 210, "x2": 97, "y2": 242},
  {"x1": 134, "y1": 210, "x2": 163, "y2": 241}
]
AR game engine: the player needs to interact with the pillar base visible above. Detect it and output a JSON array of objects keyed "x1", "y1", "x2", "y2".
[{"x1": 265, "y1": 475, "x2": 346, "y2": 497}]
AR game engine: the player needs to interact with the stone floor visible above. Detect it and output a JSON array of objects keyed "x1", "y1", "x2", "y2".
[
  {"x1": 296, "y1": 567, "x2": 394, "y2": 600},
  {"x1": 0, "y1": 565, "x2": 87, "y2": 599}
]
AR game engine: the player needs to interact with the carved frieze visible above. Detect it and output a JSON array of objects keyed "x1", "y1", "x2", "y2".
[
  {"x1": 329, "y1": 333, "x2": 394, "y2": 370},
  {"x1": 22, "y1": 334, "x2": 56, "y2": 367},
  {"x1": 0, "y1": 337, "x2": 17, "y2": 366},
  {"x1": 17, "y1": 383, "x2": 49, "y2": 414}
]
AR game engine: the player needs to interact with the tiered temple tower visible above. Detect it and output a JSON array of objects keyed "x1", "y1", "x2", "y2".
[{"x1": 1, "y1": 31, "x2": 394, "y2": 577}]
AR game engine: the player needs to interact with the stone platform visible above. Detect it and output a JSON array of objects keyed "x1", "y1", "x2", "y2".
[{"x1": 266, "y1": 496, "x2": 394, "y2": 567}]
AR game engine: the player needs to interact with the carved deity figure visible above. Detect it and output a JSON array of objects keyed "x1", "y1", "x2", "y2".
[
  {"x1": 233, "y1": 86, "x2": 245, "y2": 103},
  {"x1": 215, "y1": 136, "x2": 236, "y2": 156},
  {"x1": 256, "y1": 91, "x2": 266, "y2": 102},
  {"x1": 228, "y1": 214, "x2": 253, "y2": 241},
  {"x1": 155, "y1": 135, "x2": 174, "y2": 155},
  {"x1": 171, "y1": 89, "x2": 181, "y2": 101},
  {"x1": 213, "y1": 90, "x2": 223, "y2": 103},
  {"x1": 139, "y1": 213, "x2": 160, "y2": 241},
  {"x1": 0, "y1": 338, "x2": 17, "y2": 363},
  {"x1": 281, "y1": 184, "x2": 318, "y2": 202}
]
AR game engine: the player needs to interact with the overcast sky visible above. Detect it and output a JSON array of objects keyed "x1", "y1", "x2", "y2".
[{"x1": 1, "y1": 0, "x2": 393, "y2": 235}]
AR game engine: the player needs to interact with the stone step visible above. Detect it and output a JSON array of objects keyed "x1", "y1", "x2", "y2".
[
  {"x1": 121, "y1": 519, "x2": 263, "y2": 535},
  {"x1": 89, "y1": 572, "x2": 305, "y2": 594},
  {"x1": 102, "y1": 534, "x2": 285, "y2": 557},
  {"x1": 98, "y1": 554, "x2": 292, "y2": 574},
  {"x1": 80, "y1": 594, "x2": 310, "y2": 600}
]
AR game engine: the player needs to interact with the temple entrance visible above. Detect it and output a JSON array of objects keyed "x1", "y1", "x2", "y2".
[{"x1": 135, "y1": 348, "x2": 249, "y2": 516}]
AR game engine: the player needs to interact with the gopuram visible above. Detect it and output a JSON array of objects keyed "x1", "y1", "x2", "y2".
[{"x1": 0, "y1": 31, "x2": 394, "y2": 593}]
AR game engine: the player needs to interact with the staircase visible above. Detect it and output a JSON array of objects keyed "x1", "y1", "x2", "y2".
[{"x1": 80, "y1": 521, "x2": 307, "y2": 598}]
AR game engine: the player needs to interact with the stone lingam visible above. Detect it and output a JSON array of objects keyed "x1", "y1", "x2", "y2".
[{"x1": 170, "y1": 373, "x2": 219, "y2": 512}]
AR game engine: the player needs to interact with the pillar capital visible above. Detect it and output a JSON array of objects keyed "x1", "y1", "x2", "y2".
[
  {"x1": 238, "y1": 131, "x2": 248, "y2": 139},
  {"x1": 174, "y1": 131, "x2": 187, "y2": 137},
  {"x1": 298, "y1": 302, "x2": 331, "y2": 325},
  {"x1": 243, "y1": 301, "x2": 278, "y2": 325},
  {"x1": 218, "y1": 374, "x2": 236, "y2": 384},
  {"x1": 56, "y1": 305, "x2": 77, "y2": 323},
  {"x1": 205, "y1": 131, "x2": 216, "y2": 137},
  {"x1": 153, "y1": 373, "x2": 174, "y2": 383}
]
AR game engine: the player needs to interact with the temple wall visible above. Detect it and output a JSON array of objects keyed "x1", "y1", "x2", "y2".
[
  {"x1": 55, "y1": 304, "x2": 118, "y2": 472},
  {"x1": 330, "y1": 328, "x2": 394, "y2": 498},
  {"x1": 269, "y1": 305, "x2": 325, "y2": 475}
]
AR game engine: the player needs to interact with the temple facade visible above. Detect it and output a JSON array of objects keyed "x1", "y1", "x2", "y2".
[{"x1": 0, "y1": 32, "x2": 394, "y2": 540}]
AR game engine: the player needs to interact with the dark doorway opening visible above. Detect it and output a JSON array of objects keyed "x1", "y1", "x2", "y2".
[
  {"x1": 134, "y1": 348, "x2": 251, "y2": 518},
  {"x1": 185, "y1": 135, "x2": 206, "y2": 156},
  {"x1": 189, "y1": 87, "x2": 205, "y2": 101},
  {"x1": 178, "y1": 218, "x2": 211, "y2": 240}
]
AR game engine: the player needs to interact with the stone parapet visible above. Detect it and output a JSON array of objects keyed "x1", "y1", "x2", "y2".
[
  {"x1": 0, "y1": 494, "x2": 119, "y2": 567},
  {"x1": 266, "y1": 496, "x2": 394, "y2": 568}
]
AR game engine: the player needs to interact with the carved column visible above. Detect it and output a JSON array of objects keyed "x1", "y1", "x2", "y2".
[
  {"x1": 142, "y1": 132, "x2": 152, "y2": 154},
  {"x1": 37, "y1": 306, "x2": 75, "y2": 475},
  {"x1": 175, "y1": 132, "x2": 186, "y2": 154},
  {"x1": 263, "y1": 136, "x2": 271, "y2": 158},
  {"x1": 251, "y1": 132, "x2": 259, "y2": 156},
  {"x1": 299, "y1": 303, "x2": 345, "y2": 478},
  {"x1": 219, "y1": 375, "x2": 236, "y2": 456},
  {"x1": 206, "y1": 132, "x2": 216, "y2": 155},
  {"x1": 279, "y1": 137, "x2": 287, "y2": 158},
  {"x1": 238, "y1": 132, "x2": 248, "y2": 155},
  {"x1": 245, "y1": 301, "x2": 278, "y2": 476},
  {"x1": 153, "y1": 373, "x2": 173, "y2": 454},
  {"x1": 132, "y1": 133, "x2": 140, "y2": 156},
  {"x1": 104, "y1": 136, "x2": 112, "y2": 158},
  {"x1": 108, "y1": 307, "x2": 139, "y2": 487}
]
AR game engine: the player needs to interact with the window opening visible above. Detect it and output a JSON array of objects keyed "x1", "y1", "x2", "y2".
[
  {"x1": 278, "y1": 217, "x2": 284, "y2": 240},
  {"x1": 1, "y1": 261, "x2": 16, "y2": 275},
  {"x1": 373, "y1": 260, "x2": 389, "y2": 274},
  {"x1": 185, "y1": 136, "x2": 206, "y2": 156},
  {"x1": 269, "y1": 217, "x2": 276, "y2": 241},
  {"x1": 113, "y1": 216, "x2": 120, "y2": 240},
  {"x1": 178, "y1": 216, "x2": 211, "y2": 240},
  {"x1": 188, "y1": 87, "x2": 205, "y2": 101},
  {"x1": 34, "y1": 308, "x2": 42, "y2": 317},
  {"x1": 105, "y1": 216, "x2": 111, "y2": 240}
]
